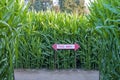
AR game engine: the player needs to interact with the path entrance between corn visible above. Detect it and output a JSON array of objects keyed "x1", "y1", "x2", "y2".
[{"x1": 14, "y1": 69, "x2": 99, "y2": 80}]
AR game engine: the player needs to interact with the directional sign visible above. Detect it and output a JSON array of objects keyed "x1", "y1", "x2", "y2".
[{"x1": 52, "y1": 43, "x2": 80, "y2": 51}]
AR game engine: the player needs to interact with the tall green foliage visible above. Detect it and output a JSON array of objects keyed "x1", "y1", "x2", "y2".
[
  {"x1": 89, "y1": 0, "x2": 120, "y2": 79},
  {"x1": 0, "y1": 0, "x2": 120, "y2": 80},
  {"x1": 0, "y1": 0, "x2": 28, "y2": 79},
  {"x1": 15, "y1": 11, "x2": 93, "y2": 69}
]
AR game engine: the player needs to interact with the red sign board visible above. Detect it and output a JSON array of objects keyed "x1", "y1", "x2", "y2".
[{"x1": 52, "y1": 43, "x2": 80, "y2": 51}]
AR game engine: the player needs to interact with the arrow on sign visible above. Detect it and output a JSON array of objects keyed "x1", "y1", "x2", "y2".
[{"x1": 52, "y1": 43, "x2": 80, "y2": 51}]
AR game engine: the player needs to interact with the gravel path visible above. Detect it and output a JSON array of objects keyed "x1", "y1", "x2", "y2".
[{"x1": 14, "y1": 69, "x2": 99, "y2": 80}]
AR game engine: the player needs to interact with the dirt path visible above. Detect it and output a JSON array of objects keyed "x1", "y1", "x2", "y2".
[{"x1": 14, "y1": 69, "x2": 99, "y2": 80}]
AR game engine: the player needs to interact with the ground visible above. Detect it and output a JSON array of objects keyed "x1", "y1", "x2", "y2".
[{"x1": 14, "y1": 69, "x2": 99, "y2": 80}]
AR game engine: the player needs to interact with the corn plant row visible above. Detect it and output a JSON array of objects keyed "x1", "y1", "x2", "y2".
[
  {"x1": 15, "y1": 11, "x2": 98, "y2": 69},
  {"x1": 88, "y1": 0, "x2": 120, "y2": 79},
  {"x1": 0, "y1": 0, "x2": 28, "y2": 80}
]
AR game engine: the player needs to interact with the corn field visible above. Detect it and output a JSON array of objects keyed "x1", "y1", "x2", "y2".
[
  {"x1": 0, "y1": 0, "x2": 120, "y2": 80},
  {"x1": 15, "y1": 11, "x2": 96, "y2": 69}
]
